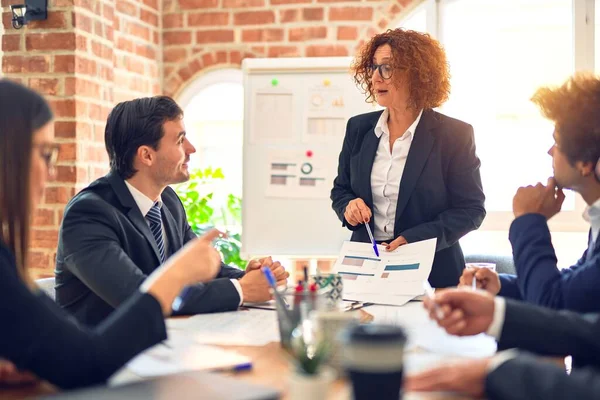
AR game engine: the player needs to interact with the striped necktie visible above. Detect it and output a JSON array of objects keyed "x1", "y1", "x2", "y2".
[{"x1": 146, "y1": 202, "x2": 165, "y2": 263}]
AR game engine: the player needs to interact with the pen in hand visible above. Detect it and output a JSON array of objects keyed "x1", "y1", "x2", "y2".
[
  {"x1": 422, "y1": 280, "x2": 444, "y2": 320},
  {"x1": 364, "y1": 222, "x2": 380, "y2": 258}
]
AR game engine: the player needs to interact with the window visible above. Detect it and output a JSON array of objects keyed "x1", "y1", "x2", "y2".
[
  {"x1": 395, "y1": 0, "x2": 596, "y2": 264},
  {"x1": 398, "y1": 3, "x2": 427, "y2": 32},
  {"x1": 177, "y1": 69, "x2": 244, "y2": 202}
]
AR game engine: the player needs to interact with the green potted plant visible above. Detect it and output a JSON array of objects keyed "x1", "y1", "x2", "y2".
[{"x1": 174, "y1": 167, "x2": 246, "y2": 269}]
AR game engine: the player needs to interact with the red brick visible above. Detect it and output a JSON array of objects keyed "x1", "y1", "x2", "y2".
[
  {"x1": 29, "y1": 78, "x2": 60, "y2": 96},
  {"x1": 127, "y1": 22, "x2": 150, "y2": 41},
  {"x1": 196, "y1": 30, "x2": 234, "y2": 44},
  {"x1": 188, "y1": 11, "x2": 229, "y2": 26},
  {"x1": 302, "y1": 7, "x2": 324, "y2": 20},
  {"x1": 57, "y1": 142, "x2": 77, "y2": 163},
  {"x1": 49, "y1": 99, "x2": 76, "y2": 118},
  {"x1": 117, "y1": 37, "x2": 135, "y2": 52},
  {"x1": 163, "y1": 13, "x2": 183, "y2": 28},
  {"x1": 268, "y1": 46, "x2": 300, "y2": 57},
  {"x1": 75, "y1": 57, "x2": 97, "y2": 76},
  {"x1": 26, "y1": 32, "x2": 75, "y2": 51},
  {"x1": 103, "y1": 4, "x2": 114, "y2": 20},
  {"x1": 2, "y1": 11, "x2": 10, "y2": 28},
  {"x1": 242, "y1": 28, "x2": 284, "y2": 42},
  {"x1": 329, "y1": 7, "x2": 374, "y2": 21},
  {"x1": 116, "y1": 0, "x2": 138, "y2": 16},
  {"x1": 135, "y1": 44, "x2": 157, "y2": 60},
  {"x1": 318, "y1": 0, "x2": 360, "y2": 2},
  {"x1": 337, "y1": 26, "x2": 358, "y2": 40},
  {"x1": 1, "y1": 0, "x2": 24, "y2": 5},
  {"x1": 74, "y1": 78, "x2": 101, "y2": 98},
  {"x1": 178, "y1": 0, "x2": 218, "y2": 9},
  {"x1": 279, "y1": 9, "x2": 297, "y2": 23},
  {"x1": 270, "y1": 0, "x2": 309, "y2": 4},
  {"x1": 223, "y1": 0, "x2": 263, "y2": 6},
  {"x1": 33, "y1": 208, "x2": 55, "y2": 227},
  {"x1": 28, "y1": 10, "x2": 68, "y2": 29},
  {"x1": 141, "y1": 9, "x2": 159, "y2": 27},
  {"x1": 251, "y1": 46, "x2": 265, "y2": 55},
  {"x1": 215, "y1": 51, "x2": 228, "y2": 63},
  {"x1": 164, "y1": 48, "x2": 187, "y2": 63},
  {"x1": 143, "y1": 0, "x2": 159, "y2": 9},
  {"x1": 201, "y1": 52, "x2": 215, "y2": 68},
  {"x1": 54, "y1": 55, "x2": 75, "y2": 73},
  {"x1": 31, "y1": 230, "x2": 59, "y2": 248},
  {"x1": 52, "y1": 0, "x2": 74, "y2": 6},
  {"x1": 76, "y1": 35, "x2": 88, "y2": 51},
  {"x1": 28, "y1": 56, "x2": 50, "y2": 73},
  {"x1": 91, "y1": 41, "x2": 113, "y2": 60},
  {"x1": 2, "y1": 56, "x2": 21, "y2": 73},
  {"x1": 74, "y1": 0, "x2": 98, "y2": 13},
  {"x1": 1, "y1": 35, "x2": 20, "y2": 52},
  {"x1": 230, "y1": 51, "x2": 242, "y2": 65},
  {"x1": 44, "y1": 186, "x2": 75, "y2": 204},
  {"x1": 27, "y1": 251, "x2": 50, "y2": 270},
  {"x1": 73, "y1": 12, "x2": 92, "y2": 33},
  {"x1": 306, "y1": 44, "x2": 348, "y2": 57},
  {"x1": 164, "y1": 31, "x2": 192, "y2": 45},
  {"x1": 54, "y1": 121, "x2": 77, "y2": 139},
  {"x1": 289, "y1": 26, "x2": 327, "y2": 42},
  {"x1": 234, "y1": 11, "x2": 274, "y2": 25}
]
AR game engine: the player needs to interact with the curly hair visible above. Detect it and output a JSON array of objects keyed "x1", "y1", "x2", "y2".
[
  {"x1": 531, "y1": 74, "x2": 600, "y2": 166},
  {"x1": 352, "y1": 28, "x2": 451, "y2": 109}
]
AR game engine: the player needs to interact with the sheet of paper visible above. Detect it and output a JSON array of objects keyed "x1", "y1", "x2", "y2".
[
  {"x1": 303, "y1": 82, "x2": 347, "y2": 144},
  {"x1": 243, "y1": 300, "x2": 276, "y2": 310},
  {"x1": 178, "y1": 309, "x2": 280, "y2": 346},
  {"x1": 250, "y1": 90, "x2": 295, "y2": 143},
  {"x1": 127, "y1": 331, "x2": 252, "y2": 378},
  {"x1": 333, "y1": 239, "x2": 436, "y2": 303}
]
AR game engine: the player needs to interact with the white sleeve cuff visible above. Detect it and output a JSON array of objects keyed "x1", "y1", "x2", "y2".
[
  {"x1": 487, "y1": 349, "x2": 520, "y2": 373},
  {"x1": 230, "y1": 279, "x2": 244, "y2": 306},
  {"x1": 485, "y1": 296, "x2": 506, "y2": 340}
]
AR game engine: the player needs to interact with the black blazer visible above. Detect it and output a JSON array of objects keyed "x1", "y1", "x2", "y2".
[
  {"x1": 484, "y1": 298, "x2": 600, "y2": 400},
  {"x1": 0, "y1": 241, "x2": 166, "y2": 389},
  {"x1": 331, "y1": 109, "x2": 486, "y2": 287},
  {"x1": 55, "y1": 172, "x2": 244, "y2": 326}
]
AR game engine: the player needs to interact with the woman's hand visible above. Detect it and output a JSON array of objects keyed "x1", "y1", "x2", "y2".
[
  {"x1": 381, "y1": 236, "x2": 407, "y2": 251},
  {"x1": 0, "y1": 359, "x2": 37, "y2": 386},
  {"x1": 344, "y1": 198, "x2": 372, "y2": 226}
]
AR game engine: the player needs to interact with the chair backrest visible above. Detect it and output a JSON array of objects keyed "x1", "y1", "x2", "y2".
[
  {"x1": 36, "y1": 277, "x2": 55, "y2": 301},
  {"x1": 464, "y1": 253, "x2": 516, "y2": 275}
]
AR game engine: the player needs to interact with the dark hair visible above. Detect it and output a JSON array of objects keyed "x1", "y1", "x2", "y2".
[
  {"x1": 352, "y1": 28, "x2": 451, "y2": 109},
  {"x1": 531, "y1": 74, "x2": 600, "y2": 166},
  {"x1": 0, "y1": 79, "x2": 53, "y2": 283},
  {"x1": 104, "y1": 96, "x2": 183, "y2": 179}
]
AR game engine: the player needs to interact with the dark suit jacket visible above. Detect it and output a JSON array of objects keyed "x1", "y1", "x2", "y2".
[
  {"x1": 0, "y1": 240, "x2": 166, "y2": 389},
  {"x1": 484, "y1": 298, "x2": 600, "y2": 400},
  {"x1": 498, "y1": 213, "x2": 600, "y2": 312},
  {"x1": 331, "y1": 109, "x2": 486, "y2": 287},
  {"x1": 55, "y1": 172, "x2": 245, "y2": 326}
]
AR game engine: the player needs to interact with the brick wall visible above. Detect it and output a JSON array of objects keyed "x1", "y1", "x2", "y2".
[
  {"x1": 161, "y1": 0, "x2": 417, "y2": 97},
  {"x1": 1, "y1": 0, "x2": 417, "y2": 277}
]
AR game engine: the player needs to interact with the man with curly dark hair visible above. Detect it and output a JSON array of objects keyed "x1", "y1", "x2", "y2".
[
  {"x1": 331, "y1": 28, "x2": 486, "y2": 288},
  {"x1": 459, "y1": 74, "x2": 600, "y2": 313}
]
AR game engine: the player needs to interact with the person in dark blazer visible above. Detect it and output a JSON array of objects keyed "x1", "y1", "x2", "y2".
[
  {"x1": 460, "y1": 75, "x2": 600, "y2": 313},
  {"x1": 406, "y1": 288, "x2": 600, "y2": 399},
  {"x1": 331, "y1": 29, "x2": 486, "y2": 288},
  {"x1": 55, "y1": 96, "x2": 288, "y2": 326},
  {"x1": 0, "y1": 80, "x2": 222, "y2": 388}
]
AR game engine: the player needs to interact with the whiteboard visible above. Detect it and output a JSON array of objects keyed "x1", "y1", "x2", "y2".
[{"x1": 241, "y1": 57, "x2": 377, "y2": 257}]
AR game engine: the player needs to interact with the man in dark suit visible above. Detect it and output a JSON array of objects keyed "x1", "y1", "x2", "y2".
[
  {"x1": 460, "y1": 75, "x2": 600, "y2": 313},
  {"x1": 55, "y1": 96, "x2": 288, "y2": 326},
  {"x1": 405, "y1": 289, "x2": 600, "y2": 399}
]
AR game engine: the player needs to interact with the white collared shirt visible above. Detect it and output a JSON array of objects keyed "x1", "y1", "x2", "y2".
[
  {"x1": 124, "y1": 180, "x2": 244, "y2": 306},
  {"x1": 370, "y1": 108, "x2": 423, "y2": 241},
  {"x1": 583, "y1": 197, "x2": 600, "y2": 246}
]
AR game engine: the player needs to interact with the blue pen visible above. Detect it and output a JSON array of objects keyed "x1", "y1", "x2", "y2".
[
  {"x1": 364, "y1": 222, "x2": 380, "y2": 257},
  {"x1": 213, "y1": 362, "x2": 253, "y2": 373},
  {"x1": 172, "y1": 286, "x2": 192, "y2": 312},
  {"x1": 262, "y1": 267, "x2": 290, "y2": 310}
]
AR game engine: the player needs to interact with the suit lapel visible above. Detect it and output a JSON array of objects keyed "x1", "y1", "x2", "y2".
[
  {"x1": 107, "y1": 172, "x2": 162, "y2": 263},
  {"x1": 161, "y1": 205, "x2": 182, "y2": 257},
  {"x1": 394, "y1": 110, "x2": 439, "y2": 226},
  {"x1": 358, "y1": 112, "x2": 383, "y2": 208}
]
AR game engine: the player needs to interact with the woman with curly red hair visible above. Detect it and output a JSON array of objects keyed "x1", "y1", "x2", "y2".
[{"x1": 331, "y1": 29, "x2": 486, "y2": 288}]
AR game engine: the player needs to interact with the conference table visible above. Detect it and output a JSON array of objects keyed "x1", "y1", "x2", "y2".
[{"x1": 1, "y1": 302, "x2": 495, "y2": 399}]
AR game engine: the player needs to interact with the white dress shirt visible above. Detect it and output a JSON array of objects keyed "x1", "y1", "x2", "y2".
[
  {"x1": 371, "y1": 108, "x2": 423, "y2": 241},
  {"x1": 124, "y1": 181, "x2": 244, "y2": 305},
  {"x1": 583, "y1": 197, "x2": 600, "y2": 253}
]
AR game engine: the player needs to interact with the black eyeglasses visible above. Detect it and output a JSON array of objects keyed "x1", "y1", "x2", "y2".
[
  {"x1": 32, "y1": 143, "x2": 60, "y2": 170},
  {"x1": 369, "y1": 63, "x2": 393, "y2": 80}
]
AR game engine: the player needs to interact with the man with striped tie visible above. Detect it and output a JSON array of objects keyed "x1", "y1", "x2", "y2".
[{"x1": 54, "y1": 96, "x2": 289, "y2": 327}]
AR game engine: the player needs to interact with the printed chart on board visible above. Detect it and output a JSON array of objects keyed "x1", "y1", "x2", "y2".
[
  {"x1": 265, "y1": 148, "x2": 336, "y2": 199},
  {"x1": 304, "y1": 79, "x2": 347, "y2": 143},
  {"x1": 333, "y1": 238, "x2": 437, "y2": 305}
]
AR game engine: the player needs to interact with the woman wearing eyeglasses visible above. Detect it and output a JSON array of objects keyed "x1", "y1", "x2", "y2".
[
  {"x1": 331, "y1": 29, "x2": 486, "y2": 288},
  {"x1": 0, "y1": 79, "x2": 223, "y2": 389}
]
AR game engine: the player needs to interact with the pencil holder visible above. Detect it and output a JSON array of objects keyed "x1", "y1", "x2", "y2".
[{"x1": 313, "y1": 274, "x2": 343, "y2": 309}]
